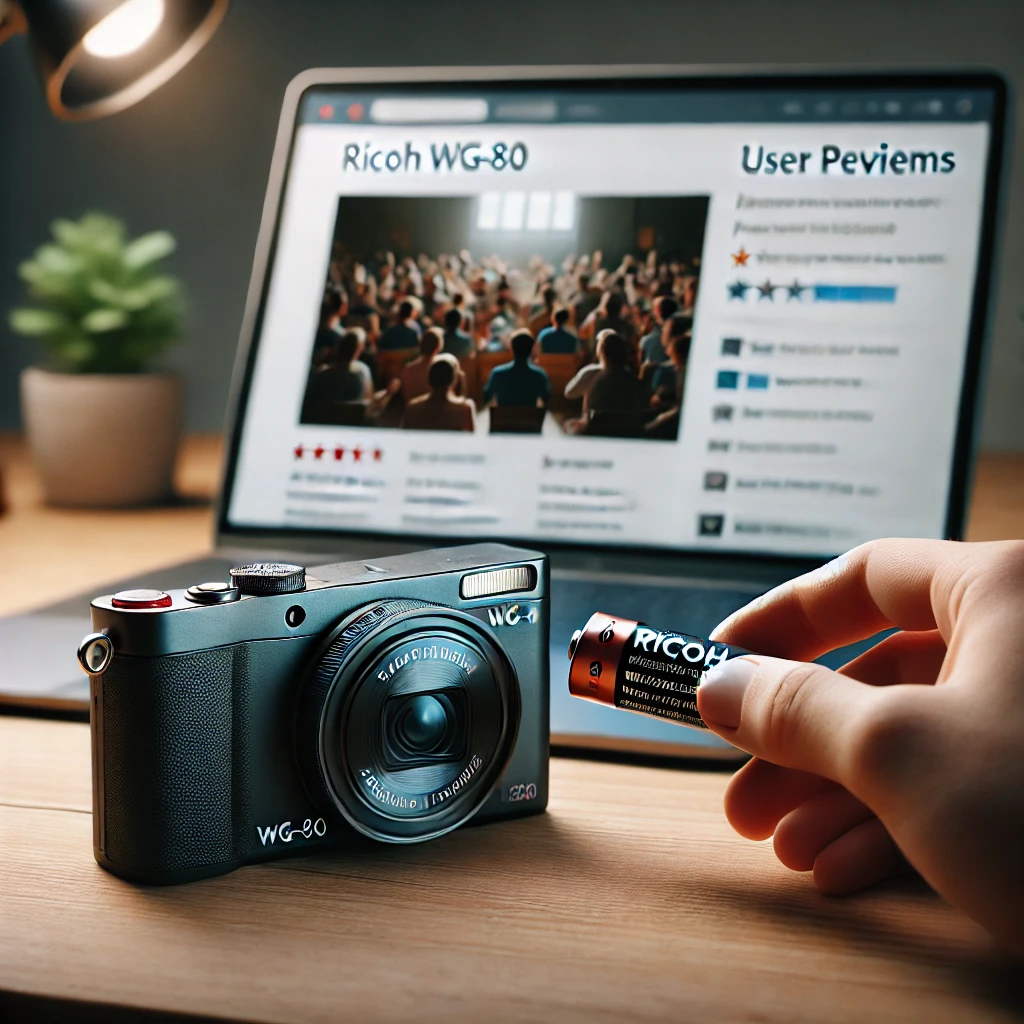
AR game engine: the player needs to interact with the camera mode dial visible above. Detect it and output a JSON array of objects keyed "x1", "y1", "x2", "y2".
[{"x1": 229, "y1": 562, "x2": 305, "y2": 596}]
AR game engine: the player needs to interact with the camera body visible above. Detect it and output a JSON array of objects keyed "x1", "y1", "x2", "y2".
[{"x1": 83, "y1": 543, "x2": 549, "y2": 884}]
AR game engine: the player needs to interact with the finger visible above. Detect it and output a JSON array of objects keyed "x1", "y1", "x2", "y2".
[
  {"x1": 709, "y1": 538, "x2": 991, "y2": 661},
  {"x1": 697, "y1": 655, "x2": 891, "y2": 784},
  {"x1": 773, "y1": 787, "x2": 875, "y2": 871},
  {"x1": 813, "y1": 817, "x2": 900, "y2": 895},
  {"x1": 837, "y1": 629, "x2": 947, "y2": 687},
  {"x1": 723, "y1": 758, "x2": 836, "y2": 841}
]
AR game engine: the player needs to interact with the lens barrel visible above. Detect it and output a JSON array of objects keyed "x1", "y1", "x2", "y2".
[{"x1": 297, "y1": 599, "x2": 520, "y2": 843}]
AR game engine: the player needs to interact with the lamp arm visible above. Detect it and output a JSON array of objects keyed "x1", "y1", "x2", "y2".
[{"x1": 0, "y1": 1, "x2": 28, "y2": 45}]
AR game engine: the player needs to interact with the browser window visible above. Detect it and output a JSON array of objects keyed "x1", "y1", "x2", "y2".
[{"x1": 226, "y1": 81, "x2": 997, "y2": 557}]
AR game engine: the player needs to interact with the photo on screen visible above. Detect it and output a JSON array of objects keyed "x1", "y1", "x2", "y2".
[{"x1": 299, "y1": 194, "x2": 709, "y2": 441}]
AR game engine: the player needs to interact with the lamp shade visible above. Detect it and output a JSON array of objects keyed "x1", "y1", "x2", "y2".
[{"x1": 15, "y1": 0, "x2": 229, "y2": 120}]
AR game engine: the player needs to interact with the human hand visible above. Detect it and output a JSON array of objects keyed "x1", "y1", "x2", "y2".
[{"x1": 696, "y1": 539, "x2": 1024, "y2": 952}]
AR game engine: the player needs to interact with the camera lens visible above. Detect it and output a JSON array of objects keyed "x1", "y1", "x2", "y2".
[
  {"x1": 399, "y1": 694, "x2": 447, "y2": 749},
  {"x1": 297, "y1": 599, "x2": 520, "y2": 843},
  {"x1": 390, "y1": 694, "x2": 454, "y2": 755}
]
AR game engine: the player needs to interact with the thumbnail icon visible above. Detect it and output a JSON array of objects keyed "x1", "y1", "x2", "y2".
[
  {"x1": 704, "y1": 471, "x2": 728, "y2": 492},
  {"x1": 717, "y1": 370, "x2": 740, "y2": 390},
  {"x1": 746, "y1": 373, "x2": 769, "y2": 390},
  {"x1": 721, "y1": 337, "x2": 742, "y2": 357},
  {"x1": 712, "y1": 404, "x2": 734, "y2": 422},
  {"x1": 698, "y1": 514, "x2": 725, "y2": 537}
]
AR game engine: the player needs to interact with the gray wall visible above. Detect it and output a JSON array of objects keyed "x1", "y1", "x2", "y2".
[{"x1": 1, "y1": 0, "x2": 1022, "y2": 447}]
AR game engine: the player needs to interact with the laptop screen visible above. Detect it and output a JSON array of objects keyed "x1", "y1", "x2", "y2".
[{"x1": 223, "y1": 73, "x2": 1003, "y2": 558}]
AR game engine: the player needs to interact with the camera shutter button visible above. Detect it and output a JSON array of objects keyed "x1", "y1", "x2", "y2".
[
  {"x1": 111, "y1": 589, "x2": 172, "y2": 609},
  {"x1": 185, "y1": 581, "x2": 241, "y2": 604},
  {"x1": 230, "y1": 563, "x2": 306, "y2": 596}
]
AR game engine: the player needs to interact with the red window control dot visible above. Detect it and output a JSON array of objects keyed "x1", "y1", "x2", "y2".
[{"x1": 111, "y1": 589, "x2": 172, "y2": 609}]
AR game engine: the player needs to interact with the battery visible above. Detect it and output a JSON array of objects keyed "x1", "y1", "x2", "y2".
[{"x1": 567, "y1": 611, "x2": 750, "y2": 730}]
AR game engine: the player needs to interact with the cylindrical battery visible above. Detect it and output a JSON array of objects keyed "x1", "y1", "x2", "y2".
[{"x1": 567, "y1": 611, "x2": 750, "y2": 730}]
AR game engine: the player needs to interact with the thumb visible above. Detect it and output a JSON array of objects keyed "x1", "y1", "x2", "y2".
[{"x1": 697, "y1": 656, "x2": 878, "y2": 785}]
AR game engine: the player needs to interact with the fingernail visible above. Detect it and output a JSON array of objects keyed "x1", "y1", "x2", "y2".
[{"x1": 699, "y1": 658, "x2": 757, "y2": 729}]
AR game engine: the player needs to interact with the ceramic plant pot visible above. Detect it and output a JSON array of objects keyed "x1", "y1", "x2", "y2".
[{"x1": 20, "y1": 367, "x2": 182, "y2": 507}]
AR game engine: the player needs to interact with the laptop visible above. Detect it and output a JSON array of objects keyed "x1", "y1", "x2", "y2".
[{"x1": 1, "y1": 66, "x2": 1007, "y2": 760}]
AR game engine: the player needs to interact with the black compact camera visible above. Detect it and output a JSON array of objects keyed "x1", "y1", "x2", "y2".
[{"x1": 79, "y1": 543, "x2": 549, "y2": 884}]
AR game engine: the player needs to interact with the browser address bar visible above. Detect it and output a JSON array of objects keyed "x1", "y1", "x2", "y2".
[{"x1": 369, "y1": 98, "x2": 489, "y2": 124}]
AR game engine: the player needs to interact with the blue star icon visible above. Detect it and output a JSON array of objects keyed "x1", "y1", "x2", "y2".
[
  {"x1": 727, "y1": 280, "x2": 750, "y2": 301},
  {"x1": 786, "y1": 280, "x2": 809, "y2": 301},
  {"x1": 757, "y1": 280, "x2": 776, "y2": 301}
]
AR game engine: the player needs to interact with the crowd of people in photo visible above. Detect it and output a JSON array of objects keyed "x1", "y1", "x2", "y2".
[{"x1": 301, "y1": 244, "x2": 699, "y2": 439}]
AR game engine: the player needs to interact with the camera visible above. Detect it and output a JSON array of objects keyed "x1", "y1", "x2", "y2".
[{"x1": 79, "y1": 543, "x2": 549, "y2": 884}]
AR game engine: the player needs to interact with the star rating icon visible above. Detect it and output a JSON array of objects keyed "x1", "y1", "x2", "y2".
[
  {"x1": 786, "y1": 280, "x2": 809, "y2": 301},
  {"x1": 727, "y1": 280, "x2": 751, "y2": 301},
  {"x1": 293, "y1": 443, "x2": 384, "y2": 463},
  {"x1": 757, "y1": 280, "x2": 776, "y2": 301},
  {"x1": 730, "y1": 247, "x2": 751, "y2": 267}
]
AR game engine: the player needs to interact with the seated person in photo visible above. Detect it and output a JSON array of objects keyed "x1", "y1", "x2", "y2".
[
  {"x1": 482, "y1": 315, "x2": 512, "y2": 352},
  {"x1": 528, "y1": 286, "x2": 558, "y2": 338},
  {"x1": 584, "y1": 330, "x2": 648, "y2": 419},
  {"x1": 378, "y1": 299, "x2": 421, "y2": 351},
  {"x1": 305, "y1": 329, "x2": 373, "y2": 406},
  {"x1": 648, "y1": 317, "x2": 692, "y2": 410},
  {"x1": 593, "y1": 291, "x2": 637, "y2": 346},
  {"x1": 639, "y1": 296, "x2": 679, "y2": 365},
  {"x1": 400, "y1": 327, "x2": 444, "y2": 403},
  {"x1": 442, "y1": 306, "x2": 475, "y2": 359},
  {"x1": 343, "y1": 281, "x2": 380, "y2": 343},
  {"x1": 401, "y1": 355, "x2": 476, "y2": 432},
  {"x1": 645, "y1": 332, "x2": 691, "y2": 439},
  {"x1": 311, "y1": 287, "x2": 347, "y2": 367},
  {"x1": 563, "y1": 334, "x2": 607, "y2": 404},
  {"x1": 483, "y1": 330, "x2": 551, "y2": 408},
  {"x1": 537, "y1": 307, "x2": 580, "y2": 355}
]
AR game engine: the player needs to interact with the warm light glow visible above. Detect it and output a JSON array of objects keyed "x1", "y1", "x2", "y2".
[{"x1": 82, "y1": 0, "x2": 165, "y2": 59}]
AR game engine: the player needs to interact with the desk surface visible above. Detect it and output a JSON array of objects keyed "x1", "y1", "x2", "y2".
[
  {"x1": 1, "y1": 435, "x2": 1023, "y2": 1022},
  {"x1": 2, "y1": 715, "x2": 1022, "y2": 1024}
]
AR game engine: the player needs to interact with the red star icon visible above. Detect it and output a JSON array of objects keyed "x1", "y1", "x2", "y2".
[
  {"x1": 293, "y1": 444, "x2": 304, "y2": 460},
  {"x1": 373, "y1": 449, "x2": 383, "y2": 462},
  {"x1": 352, "y1": 447, "x2": 363, "y2": 462},
  {"x1": 731, "y1": 248, "x2": 751, "y2": 267},
  {"x1": 313, "y1": 445, "x2": 325, "y2": 460},
  {"x1": 334, "y1": 446, "x2": 345, "y2": 461}
]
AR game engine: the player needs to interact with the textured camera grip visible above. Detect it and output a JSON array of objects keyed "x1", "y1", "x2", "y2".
[{"x1": 96, "y1": 645, "x2": 251, "y2": 879}]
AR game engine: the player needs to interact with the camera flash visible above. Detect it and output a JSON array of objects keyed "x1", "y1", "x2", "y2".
[{"x1": 460, "y1": 565, "x2": 535, "y2": 600}]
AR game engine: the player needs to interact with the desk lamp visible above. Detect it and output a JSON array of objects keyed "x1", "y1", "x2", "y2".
[{"x1": 0, "y1": 0, "x2": 229, "y2": 120}]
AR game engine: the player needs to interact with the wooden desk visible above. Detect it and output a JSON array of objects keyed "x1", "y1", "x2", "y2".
[
  {"x1": 2, "y1": 716, "x2": 1021, "y2": 1024},
  {"x1": 1, "y1": 435, "x2": 1023, "y2": 1022}
]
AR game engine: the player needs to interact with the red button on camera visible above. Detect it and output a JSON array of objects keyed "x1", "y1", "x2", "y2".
[{"x1": 111, "y1": 589, "x2": 172, "y2": 609}]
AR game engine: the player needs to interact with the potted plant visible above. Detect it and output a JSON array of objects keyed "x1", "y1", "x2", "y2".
[{"x1": 10, "y1": 213, "x2": 185, "y2": 507}]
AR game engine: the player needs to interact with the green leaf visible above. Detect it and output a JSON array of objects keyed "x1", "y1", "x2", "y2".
[
  {"x1": 123, "y1": 231, "x2": 176, "y2": 270},
  {"x1": 35, "y1": 244, "x2": 82, "y2": 276},
  {"x1": 9, "y1": 308, "x2": 70, "y2": 336},
  {"x1": 81, "y1": 308, "x2": 129, "y2": 332},
  {"x1": 52, "y1": 219, "x2": 87, "y2": 251},
  {"x1": 88, "y1": 279, "x2": 152, "y2": 310},
  {"x1": 139, "y1": 276, "x2": 179, "y2": 302}
]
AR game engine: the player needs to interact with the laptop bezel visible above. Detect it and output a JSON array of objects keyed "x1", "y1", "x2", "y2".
[{"x1": 214, "y1": 64, "x2": 1009, "y2": 572}]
